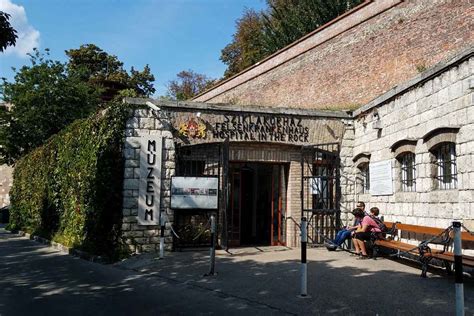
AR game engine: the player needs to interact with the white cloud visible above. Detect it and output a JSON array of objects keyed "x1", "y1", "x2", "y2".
[{"x1": 0, "y1": 0, "x2": 40, "y2": 57}]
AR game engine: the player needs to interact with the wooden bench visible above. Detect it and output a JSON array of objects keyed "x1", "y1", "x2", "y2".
[{"x1": 372, "y1": 222, "x2": 474, "y2": 277}]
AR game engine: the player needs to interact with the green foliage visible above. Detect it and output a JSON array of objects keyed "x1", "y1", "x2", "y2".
[
  {"x1": 220, "y1": 9, "x2": 267, "y2": 78},
  {"x1": 415, "y1": 63, "x2": 428, "y2": 73},
  {"x1": 167, "y1": 69, "x2": 215, "y2": 101},
  {"x1": 1, "y1": 45, "x2": 155, "y2": 165},
  {"x1": 8, "y1": 103, "x2": 130, "y2": 259},
  {"x1": 0, "y1": 11, "x2": 17, "y2": 52},
  {"x1": 66, "y1": 44, "x2": 155, "y2": 99},
  {"x1": 0, "y1": 49, "x2": 101, "y2": 165},
  {"x1": 261, "y1": 0, "x2": 363, "y2": 55},
  {"x1": 221, "y1": 0, "x2": 363, "y2": 77}
]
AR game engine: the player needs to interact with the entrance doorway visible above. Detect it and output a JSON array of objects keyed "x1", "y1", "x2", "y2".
[{"x1": 228, "y1": 163, "x2": 288, "y2": 246}]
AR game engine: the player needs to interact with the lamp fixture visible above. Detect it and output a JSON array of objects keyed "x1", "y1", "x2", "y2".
[
  {"x1": 372, "y1": 111, "x2": 382, "y2": 130},
  {"x1": 146, "y1": 101, "x2": 161, "y2": 112}
]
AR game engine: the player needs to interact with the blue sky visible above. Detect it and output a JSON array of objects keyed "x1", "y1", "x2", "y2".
[{"x1": 0, "y1": 0, "x2": 267, "y2": 96}]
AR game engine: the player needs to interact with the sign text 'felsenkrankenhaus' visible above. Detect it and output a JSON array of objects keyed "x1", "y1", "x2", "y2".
[{"x1": 213, "y1": 114, "x2": 309, "y2": 142}]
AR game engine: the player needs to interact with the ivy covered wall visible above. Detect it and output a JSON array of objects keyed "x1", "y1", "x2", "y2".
[{"x1": 8, "y1": 104, "x2": 130, "y2": 259}]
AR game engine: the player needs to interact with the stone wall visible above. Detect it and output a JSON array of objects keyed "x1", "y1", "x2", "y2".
[
  {"x1": 121, "y1": 100, "x2": 352, "y2": 250},
  {"x1": 121, "y1": 109, "x2": 175, "y2": 253},
  {"x1": 0, "y1": 164, "x2": 13, "y2": 207},
  {"x1": 194, "y1": 0, "x2": 473, "y2": 111},
  {"x1": 340, "y1": 50, "x2": 474, "y2": 230}
]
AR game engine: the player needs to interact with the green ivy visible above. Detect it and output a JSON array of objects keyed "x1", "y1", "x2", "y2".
[{"x1": 8, "y1": 103, "x2": 131, "y2": 260}]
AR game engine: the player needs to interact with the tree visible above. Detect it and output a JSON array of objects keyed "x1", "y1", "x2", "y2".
[
  {"x1": 221, "y1": 0, "x2": 363, "y2": 77},
  {"x1": 0, "y1": 49, "x2": 100, "y2": 164},
  {"x1": 66, "y1": 44, "x2": 155, "y2": 99},
  {"x1": 220, "y1": 9, "x2": 267, "y2": 78},
  {"x1": 261, "y1": 0, "x2": 363, "y2": 55},
  {"x1": 0, "y1": 11, "x2": 17, "y2": 52},
  {"x1": 167, "y1": 70, "x2": 215, "y2": 101}
]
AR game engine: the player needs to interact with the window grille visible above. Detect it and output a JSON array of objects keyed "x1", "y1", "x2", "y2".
[
  {"x1": 177, "y1": 160, "x2": 205, "y2": 176},
  {"x1": 433, "y1": 143, "x2": 457, "y2": 190},
  {"x1": 400, "y1": 152, "x2": 416, "y2": 192},
  {"x1": 358, "y1": 163, "x2": 370, "y2": 194}
]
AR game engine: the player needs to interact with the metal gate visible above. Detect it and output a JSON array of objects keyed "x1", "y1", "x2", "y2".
[
  {"x1": 173, "y1": 141, "x2": 229, "y2": 249},
  {"x1": 301, "y1": 143, "x2": 341, "y2": 245}
]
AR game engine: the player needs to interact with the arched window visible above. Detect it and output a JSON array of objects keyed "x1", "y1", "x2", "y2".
[
  {"x1": 391, "y1": 139, "x2": 417, "y2": 192},
  {"x1": 423, "y1": 127, "x2": 459, "y2": 190},
  {"x1": 353, "y1": 153, "x2": 370, "y2": 194},
  {"x1": 358, "y1": 163, "x2": 370, "y2": 194},
  {"x1": 431, "y1": 142, "x2": 457, "y2": 190},
  {"x1": 398, "y1": 152, "x2": 416, "y2": 192}
]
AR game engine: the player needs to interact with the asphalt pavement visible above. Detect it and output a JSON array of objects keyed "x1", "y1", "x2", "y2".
[
  {"x1": 0, "y1": 227, "x2": 283, "y2": 316},
  {"x1": 1, "y1": 226, "x2": 473, "y2": 315},
  {"x1": 118, "y1": 245, "x2": 474, "y2": 315}
]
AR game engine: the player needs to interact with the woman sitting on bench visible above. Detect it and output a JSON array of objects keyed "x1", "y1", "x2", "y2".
[
  {"x1": 326, "y1": 202, "x2": 366, "y2": 250},
  {"x1": 352, "y1": 208, "x2": 382, "y2": 259}
]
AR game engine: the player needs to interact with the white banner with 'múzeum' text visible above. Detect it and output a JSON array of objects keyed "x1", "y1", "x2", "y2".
[{"x1": 138, "y1": 136, "x2": 162, "y2": 225}]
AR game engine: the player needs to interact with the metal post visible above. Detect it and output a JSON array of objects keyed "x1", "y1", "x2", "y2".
[
  {"x1": 159, "y1": 209, "x2": 165, "y2": 259},
  {"x1": 207, "y1": 215, "x2": 216, "y2": 276},
  {"x1": 300, "y1": 217, "x2": 308, "y2": 297},
  {"x1": 453, "y1": 221, "x2": 464, "y2": 316}
]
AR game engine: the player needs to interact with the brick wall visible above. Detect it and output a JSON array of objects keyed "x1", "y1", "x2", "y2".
[
  {"x1": 194, "y1": 0, "x2": 473, "y2": 111},
  {"x1": 340, "y1": 51, "x2": 474, "y2": 230}
]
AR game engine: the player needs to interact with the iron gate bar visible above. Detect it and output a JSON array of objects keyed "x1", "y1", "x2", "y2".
[
  {"x1": 300, "y1": 143, "x2": 341, "y2": 245},
  {"x1": 174, "y1": 142, "x2": 224, "y2": 249},
  {"x1": 221, "y1": 137, "x2": 230, "y2": 251}
]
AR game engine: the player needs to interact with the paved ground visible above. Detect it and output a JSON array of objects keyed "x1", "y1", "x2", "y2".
[
  {"x1": 118, "y1": 246, "x2": 474, "y2": 315},
  {"x1": 1, "y1": 226, "x2": 473, "y2": 315},
  {"x1": 0, "y1": 227, "x2": 281, "y2": 316}
]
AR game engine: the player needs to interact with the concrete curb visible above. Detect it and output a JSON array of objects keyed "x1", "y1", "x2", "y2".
[{"x1": 7, "y1": 229, "x2": 110, "y2": 264}]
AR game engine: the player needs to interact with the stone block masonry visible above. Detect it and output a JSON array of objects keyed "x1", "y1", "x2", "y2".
[
  {"x1": 341, "y1": 50, "x2": 474, "y2": 231},
  {"x1": 121, "y1": 109, "x2": 176, "y2": 253},
  {"x1": 0, "y1": 164, "x2": 13, "y2": 208},
  {"x1": 121, "y1": 99, "x2": 353, "y2": 251}
]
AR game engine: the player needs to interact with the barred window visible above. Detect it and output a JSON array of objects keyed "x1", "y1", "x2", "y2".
[
  {"x1": 358, "y1": 163, "x2": 370, "y2": 194},
  {"x1": 177, "y1": 160, "x2": 205, "y2": 176},
  {"x1": 399, "y1": 152, "x2": 416, "y2": 192},
  {"x1": 432, "y1": 143, "x2": 457, "y2": 190}
]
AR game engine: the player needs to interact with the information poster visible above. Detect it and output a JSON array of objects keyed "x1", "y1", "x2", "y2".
[
  {"x1": 138, "y1": 136, "x2": 162, "y2": 225},
  {"x1": 171, "y1": 177, "x2": 219, "y2": 209},
  {"x1": 370, "y1": 160, "x2": 393, "y2": 196}
]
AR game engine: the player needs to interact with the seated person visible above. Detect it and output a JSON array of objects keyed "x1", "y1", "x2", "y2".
[
  {"x1": 370, "y1": 206, "x2": 380, "y2": 218},
  {"x1": 352, "y1": 208, "x2": 382, "y2": 259},
  {"x1": 326, "y1": 203, "x2": 365, "y2": 250}
]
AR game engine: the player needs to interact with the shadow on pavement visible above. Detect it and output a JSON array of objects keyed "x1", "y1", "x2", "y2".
[
  {"x1": 117, "y1": 245, "x2": 474, "y2": 315},
  {"x1": 1, "y1": 228, "x2": 473, "y2": 315}
]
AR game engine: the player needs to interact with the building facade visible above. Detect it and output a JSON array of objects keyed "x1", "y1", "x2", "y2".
[
  {"x1": 341, "y1": 48, "x2": 474, "y2": 230},
  {"x1": 121, "y1": 101, "x2": 351, "y2": 251},
  {"x1": 120, "y1": 48, "x2": 473, "y2": 252}
]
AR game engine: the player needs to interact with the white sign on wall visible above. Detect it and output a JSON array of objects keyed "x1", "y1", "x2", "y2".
[
  {"x1": 370, "y1": 160, "x2": 393, "y2": 196},
  {"x1": 171, "y1": 177, "x2": 219, "y2": 209},
  {"x1": 138, "y1": 136, "x2": 163, "y2": 225}
]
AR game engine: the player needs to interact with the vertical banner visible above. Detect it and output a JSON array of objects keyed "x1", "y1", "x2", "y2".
[{"x1": 138, "y1": 136, "x2": 162, "y2": 225}]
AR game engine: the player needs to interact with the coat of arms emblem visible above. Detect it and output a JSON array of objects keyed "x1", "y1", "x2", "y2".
[{"x1": 178, "y1": 118, "x2": 206, "y2": 139}]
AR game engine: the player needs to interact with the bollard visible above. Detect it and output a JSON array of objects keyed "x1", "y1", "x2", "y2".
[
  {"x1": 453, "y1": 221, "x2": 464, "y2": 316},
  {"x1": 159, "y1": 209, "x2": 165, "y2": 259},
  {"x1": 300, "y1": 217, "x2": 308, "y2": 297},
  {"x1": 207, "y1": 215, "x2": 216, "y2": 276}
]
